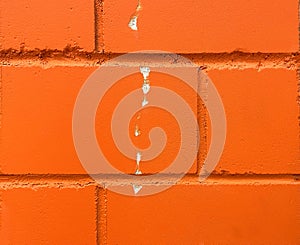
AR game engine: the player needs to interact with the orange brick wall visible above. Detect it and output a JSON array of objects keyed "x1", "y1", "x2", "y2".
[{"x1": 0, "y1": 0, "x2": 299, "y2": 244}]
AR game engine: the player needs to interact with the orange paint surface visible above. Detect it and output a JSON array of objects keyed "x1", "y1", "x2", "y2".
[
  {"x1": 101, "y1": 0, "x2": 298, "y2": 53},
  {"x1": 0, "y1": 67, "x2": 199, "y2": 174},
  {"x1": 1, "y1": 67, "x2": 298, "y2": 175},
  {"x1": 0, "y1": 187, "x2": 96, "y2": 244},
  {"x1": 0, "y1": 0, "x2": 95, "y2": 50},
  {"x1": 0, "y1": 0, "x2": 299, "y2": 244},
  {"x1": 208, "y1": 69, "x2": 300, "y2": 174},
  {"x1": 95, "y1": 71, "x2": 199, "y2": 174},
  {"x1": 105, "y1": 185, "x2": 300, "y2": 244},
  {"x1": 0, "y1": 67, "x2": 96, "y2": 174}
]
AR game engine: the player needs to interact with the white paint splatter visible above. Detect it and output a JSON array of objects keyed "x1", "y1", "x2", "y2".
[
  {"x1": 140, "y1": 66, "x2": 150, "y2": 108},
  {"x1": 135, "y1": 152, "x2": 142, "y2": 175},
  {"x1": 142, "y1": 83, "x2": 150, "y2": 94},
  {"x1": 132, "y1": 184, "x2": 143, "y2": 194},
  {"x1": 142, "y1": 96, "x2": 149, "y2": 107},
  {"x1": 140, "y1": 66, "x2": 150, "y2": 79},
  {"x1": 135, "y1": 169, "x2": 142, "y2": 175},
  {"x1": 128, "y1": 0, "x2": 142, "y2": 31},
  {"x1": 134, "y1": 126, "x2": 140, "y2": 137},
  {"x1": 128, "y1": 16, "x2": 138, "y2": 31},
  {"x1": 133, "y1": 66, "x2": 151, "y2": 175}
]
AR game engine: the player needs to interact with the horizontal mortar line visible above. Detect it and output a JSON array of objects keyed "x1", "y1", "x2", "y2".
[
  {"x1": 0, "y1": 174, "x2": 299, "y2": 189},
  {"x1": 0, "y1": 51, "x2": 299, "y2": 70}
]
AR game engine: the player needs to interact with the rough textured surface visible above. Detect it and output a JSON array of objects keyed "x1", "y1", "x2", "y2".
[
  {"x1": 105, "y1": 184, "x2": 300, "y2": 244},
  {"x1": 208, "y1": 69, "x2": 300, "y2": 174},
  {"x1": 0, "y1": 67, "x2": 97, "y2": 174},
  {"x1": 0, "y1": 187, "x2": 96, "y2": 244},
  {"x1": 1, "y1": 67, "x2": 297, "y2": 175},
  {"x1": 100, "y1": 0, "x2": 298, "y2": 53},
  {"x1": 0, "y1": 0, "x2": 299, "y2": 244},
  {"x1": 0, "y1": 50, "x2": 299, "y2": 70},
  {"x1": 0, "y1": 0, "x2": 95, "y2": 51},
  {"x1": 0, "y1": 66, "x2": 198, "y2": 174}
]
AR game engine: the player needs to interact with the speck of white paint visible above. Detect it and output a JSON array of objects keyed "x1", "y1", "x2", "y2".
[
  {"x1": 135, "y1": 169, "x2": 142, "y2": 175},
  {"x1": 128, "y1": 16, "x2": 138, "y2": 31},
  {"x1": 132, "y1": 65, "x2": 150, "y2": 175},
  {"x1": 142, "y1": 83, "x2": 150, "y2": 94},
  {"x1": 134, "y1": 126, "x2": 140, "y2": 136},
  {"x1": 132, "y1": 184, "x2": 143, "y2": 194},
  {"x1": 140, "y1": 66, "x2": 150, "y2": 79},
  {"x1": 136, "y1": 152, "x2": 142, "y2": 164},
  {"x1": 135, "y1": 152, "x2": 142, "y2": 175},
  {"x1": 142, "y1": 97, "x2": 149, "y2": 107}
]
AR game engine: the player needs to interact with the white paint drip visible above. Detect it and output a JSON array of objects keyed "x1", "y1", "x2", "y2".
[
  {"x1": 140, "y1": 66, "x2": 150, "y2": 79},
  {"x1": 142, "y1": 96, "x2": 149, "y2": 107},
  {"x1": 133, "y1": 66, "x2": 150, "y2": 175},
  {"x1": 140, "y1": 66, "x2": 150, "y2": 107},
  {"x1": 136, "y1": 151, "x2": 142, "y2": 163},
  {"x1": 128, "y1": 16, "x2": 138, "y2": 31},
  {"x1": 132, "y1": 184, "x2": 143, "y2": 194},
  {"x1": 135, "y1": 152, "x2": 142, "y2": 175},
  {"x1": 142, "y1": 83, "x2": 150, "y2": 94},
  {"x1": 135, "y1": 169, "x2": 142, "y2": 175},
  {"x1": 134, "y1": 125, "x2": 140, "y2": 137},
  {"x1": 128, "y1": 0, "x2": 142, "y2": 31}
]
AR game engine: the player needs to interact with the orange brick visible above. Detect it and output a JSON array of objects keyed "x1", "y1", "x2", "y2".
[
  {"x1": 0, "y1": 67, "x2": 96, "y2": 174},
  {"x1": 0, "y1": 187, "x2": 96, "y2": 244},
  {"x1": 104, "y1": 184, "x2": 300, "y2": 244},
  {"x1": 206, "y1": 69, "x2": 300, "y2": 174},
  {"x1": 0, "y1": 0, "x2": 94, "y2": 51},
  {"x1": 100, "y1": 0, "x2": 298, "y2": 53},
  {"x1": 0, "y1": 66, "x2": 198, "y2": 174},
  {"x1": 1, "y1": 67, "x2": 298, "y2": 175},
  {"x1": 94, "y1": 70, "x2": 199, "y2": 174}
]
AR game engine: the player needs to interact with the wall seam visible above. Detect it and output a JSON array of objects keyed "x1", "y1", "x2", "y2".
[
  {"x1": 94, "y1": 0, "x2": 105, "y2": 52},
  {"x1": 95, "y1": 186, "x2": 100, "y2": 245},
  {"x1": 94, "y1": 0, "x2": 99, "y2": 51},
  {"x1": 98, "y1": 187, "x2": 108, "y2": 244}
]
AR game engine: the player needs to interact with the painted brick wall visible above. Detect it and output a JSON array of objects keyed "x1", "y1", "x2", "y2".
[{"x1": 0, "y1": 0, "x2": 299, "y2": 244}]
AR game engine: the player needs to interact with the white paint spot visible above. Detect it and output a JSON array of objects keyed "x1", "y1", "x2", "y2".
[
  {"x1": 142, "y1": 97, "x2": 149, "y2": 107},
  {"x1": 142, "y1": 83, "x2": 150, "y2": 94},
  {"x1": 135, "y1": 169, "x2": 142, "y2": 175},
  {"x1": 132, "y1": 184, "x2": 143, "y2": 194},
  {"x1": 128, "y1": 0, "x2": 142, "y2": 31},
  {"x1": 140, "y1": 66, "x2": 150, "y2": 79},
  {"x1": 135, "y1": 152, "x2": 142, "y2": 175},
  {"x1": 134, "y1": 126, "x2": 140, "y2": 137},
  {"x1": 128, "y1": 16, "x2": 138, "y2": 31},
  {"x1": 133, "y1": 66, "x2": 151, "y2": 174},
  {"x1": 136, "y1": 152, "x2": 142, "y2": 163}
]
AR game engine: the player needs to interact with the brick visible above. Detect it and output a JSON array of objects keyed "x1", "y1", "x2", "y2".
[
  {"x1": 0, "y1": 187, "x2": 96, "y2": 244},
  {"x1": 94, "y1": 70, "x2": 199, "y2": 174},
  {"x1": 207, "y1": 69, "x2": 300, "y2": 174},
  {"x1": 0, "y1": 0, "x2": 94, "y2": 51},
  {"x1": 104, "y1": 184, "x2": 300, "y2": 244},
  {"x1": 100, "y1": 0, "x2": 298, "y2": 53},
  {"x1": 2, "y1": 67, "x2": 298, "y2": 175},
  {"x1": 0, "y1": 66, "x2": 198, "y2": 174},
  {"x1": 0, "y1": 67, "x2": 96, "y2": 174}
]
